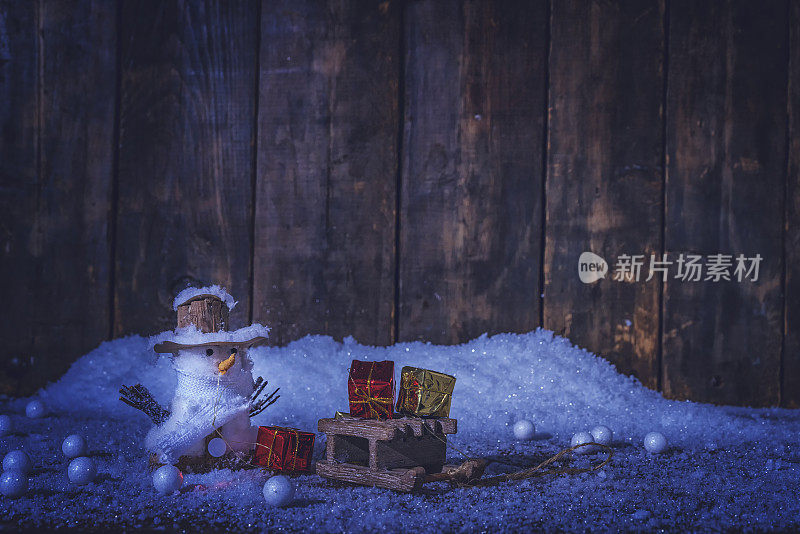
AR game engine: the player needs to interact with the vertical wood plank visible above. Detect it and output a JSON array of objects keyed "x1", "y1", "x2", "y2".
[
  {"x1": 116, "y1": 0, "x2": 258, "y2": 335},
  {"x1": 664, "y1": 0, "x2": 787, "y2": 405},
  {"x1": 544, "y1": 0, "x2": 665, "y2": 387},
  {"x1": 34, "y1": 0, "x2": 116, "y2": 387},
  {"x1": 0, "y1": 0, "x2": 116, "y2": 395},
  {"x1": 784, "y1": 0, "x2": 799, "y2": 408},
  {"x1": 399, "y1": 0, "x2": 547, "y2": 343},
  {"x1": 0, "y1": 1, "x2": 38, "y2": 394},
  {"x1": 253, "y1": 0, "x2": 399, "y2": 345}
]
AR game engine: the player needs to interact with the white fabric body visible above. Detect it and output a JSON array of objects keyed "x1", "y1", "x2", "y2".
[{"x1": 146, "y1": 348, "x2": 255, "y2": 463}]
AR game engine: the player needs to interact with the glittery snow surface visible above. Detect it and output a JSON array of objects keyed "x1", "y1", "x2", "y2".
[{"x1": 1, "y1": 330, "x2": 798, "y2": 531}]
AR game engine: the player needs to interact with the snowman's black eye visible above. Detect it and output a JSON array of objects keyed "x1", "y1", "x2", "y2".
[
  {"x1": 230, "y1": 348, "x2": 237, "y2": 355},
  {"x1": 206, "y1": 348, "x2": 214, "y2": 356}
]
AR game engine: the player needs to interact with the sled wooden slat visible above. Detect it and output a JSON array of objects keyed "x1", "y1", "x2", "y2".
[
  {"x1": 316, "y1": 462, "x2": 426, "y2": 493},
  {"x1": 318, "y1": 417, "x2": 457, "y2": 440},
  {"x1": 316, "y1": 416, "x2": 457, "y2": 492}
]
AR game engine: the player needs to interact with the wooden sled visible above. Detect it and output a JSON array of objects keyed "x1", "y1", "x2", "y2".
[{"x1": 315, "y1": 416, "x2": 462, "y2": 492}]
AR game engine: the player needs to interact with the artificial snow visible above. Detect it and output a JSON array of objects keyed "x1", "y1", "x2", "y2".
[
  {"x1": 1, "y1": 329, "x2": 799, "y2": 531},
  {"x1": 172, "y1": 285, "x2": 238, "y2": 311}
]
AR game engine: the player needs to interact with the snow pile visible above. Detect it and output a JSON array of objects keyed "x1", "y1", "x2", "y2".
[
  {"x1": 4, "y1": 329, "x2": 799, "y2": 531},
  {"x1": 37, "y1": 329, "x2": 790, "y2": 449},
  {"x1": 172, "y1": 285, "x2": 237, "y2": 311}
]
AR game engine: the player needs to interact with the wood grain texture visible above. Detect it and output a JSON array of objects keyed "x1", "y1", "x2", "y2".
[
  {"x1": 543, "y1": 0, "x2": 665, "y2": 388},
  {"x1": 0, "y1": 1, "x2": 38, "y2": 394},
  {"x1": 115, "y1": 0, "x2": 258, "y2": 336},
  {"x1": 0, "y1": 1, "x2": 36, "y2": 395},
  {"x1": 253, "y1": 0, "x2": 399, "y2": 346},
  {"x1": 0, "y1": 1, "x2": 795, "y2": 406},
  {"x1": 399, "y1": 0, "x2": 547, "y2": 343},
  {"x1": 784, "y1": 0, "x2": 799, "y2": 408},
  {"x1": 0, "y1": 0, "x2": 115, "y2": 395},
  {"x1": 176, "y1": 296, "x2": 229, "y2": 332},
  {"x1": 315, "y1": 461, "x2": 426, "y2": 493},
  {"x1": 663, "y1": 0, "x2": 787, "y2": 405},
  {"x1": 318, "y1": 417, "x2": 457, "y2": 440}
]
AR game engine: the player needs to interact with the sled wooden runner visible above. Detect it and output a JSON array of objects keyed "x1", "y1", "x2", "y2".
[{"x1": 316, "y1": 416, "x2": 458, "y2": 492}]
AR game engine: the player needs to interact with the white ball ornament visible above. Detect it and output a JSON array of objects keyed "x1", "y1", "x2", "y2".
[
  {"x1": 590, "y1": 425, "x2": 613, "y2": 446},
  {"x1": 152, "y1": 465, "x2": 183, "y2": 495},
  {"x1": 3, "y1": 450, "x2": 32, "y2": 474},
  {"x1": 207, "y1": 437, "x2": 227, "y2": 458},
  {"x1": 263, "y1": 475, "x2": 295, "y2": 507},
  {"x1": 25, "y1": 400, "x2": 46, "y2": 419},
  {"x1": 67, "y1": 456, "x2": 97, "y2": 485},
  {"x1": 0, "y1": 471, "x2": 27, "y2": 498},
  {"x1": 512, "y1": 420, "x2": 535, "y2": 441},
  {"x1": 0, "y1": 415, "x2": 13, "y2": 437},
  {"x1": 570, "y1": 431, "x2": 595, "y2": 454},
  {"x1": 643, "y1": 432, "x2": 668, "y2": 454},
  {"x1": 62, "y1": 434, "x2": 88, "y2": 459}
]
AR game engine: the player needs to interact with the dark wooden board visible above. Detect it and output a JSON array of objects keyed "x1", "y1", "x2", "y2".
[
  {"x1": 785, "y1": 0, "x2": 800, "y2": 408},
  {"x1": 253, "y1": 0, "x2": 399, "y2": 345},
  {"x1": 115, "y1": 0, "x2": 258, "y2": 336},
  {"x1": 0, "y1": 1, "x2": 38, "y2": 394},
  {"x1": 398, "y1": 0, "x2": 547, "y2": 344},
  {"x1": 543, "y1": 0, "x2": 665, "y2": 388},
  {"x1": 663, "y1": 0, "x2": 787, "y2": 405},
  {"x1": 0, "y1": 0, "x2": 116, "y2": 395}
]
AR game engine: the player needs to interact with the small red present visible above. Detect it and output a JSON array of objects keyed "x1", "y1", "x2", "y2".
[
  {"x1": 348, "y1": 360, "x2": 395, "y2": 419},
  {"x1": 253, "y1": 426, "x2": 315, "y2": 472}
]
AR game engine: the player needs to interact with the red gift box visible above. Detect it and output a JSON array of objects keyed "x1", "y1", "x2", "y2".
[
  {"x1": 253, "y1": 426, "x2": 315, "y2": 472},
  {"x1": 348, "y1": 360, "x2": 395, "y2": 419}
]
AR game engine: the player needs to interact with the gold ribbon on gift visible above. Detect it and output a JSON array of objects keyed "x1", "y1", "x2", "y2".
[
  {"x1": 398, "y1": 366, "x2": 456, "y2": 417},
  {"x1": 258, "y1": 426, "x2": 302, "y2": 471},
  {"x1": 349, "y1": 362, "x2": 393, "y2": 419}
]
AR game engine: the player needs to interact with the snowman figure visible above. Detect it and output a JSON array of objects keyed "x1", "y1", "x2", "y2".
[{"x1": 119, "y1": 286, "x2": 278, "y2": 469}]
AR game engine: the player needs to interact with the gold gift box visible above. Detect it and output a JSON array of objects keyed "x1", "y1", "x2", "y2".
[{"x1": 396, "y1": 366, "x2": 456, "y2": 418}]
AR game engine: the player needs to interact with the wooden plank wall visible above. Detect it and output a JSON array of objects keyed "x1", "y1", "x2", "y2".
[
  {"x1": 0, "y1": 0, "x2": 796, "y2": 408},
  {"x1": 400, "y1": 0, "x2": 547, "y2": 343},
  {"x1": 786, "y1": 0, "x2": 800, "y2": 409},
  {"x1": 116, "y1": 0, "x2": 258, "y2": 335},
  {"x1": 254, "y1": 0, "x2": 399, "y2": 346},
  {"x1": 663, "y1": 1, "x2": 787, "y2": 405},
  {"x1": 0, "y1": 0, "x2": 116, "y2": 394},
  {"x1": 544, "y1": 0, "x2": 664, "y2": 389}
]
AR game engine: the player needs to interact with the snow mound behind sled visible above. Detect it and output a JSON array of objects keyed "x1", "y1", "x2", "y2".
[{"x1": 36, "y1": 329, "x2": 793, "y2": 449}]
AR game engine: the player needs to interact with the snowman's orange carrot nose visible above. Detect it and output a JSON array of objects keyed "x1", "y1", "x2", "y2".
[{"x1": 218, "y1": 353, "x2": 236, "y2": 375}]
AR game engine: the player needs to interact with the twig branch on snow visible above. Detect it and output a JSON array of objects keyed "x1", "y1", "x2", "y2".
[{"x1": 119, "y1": 384, "x2": 170, "y2": 425}]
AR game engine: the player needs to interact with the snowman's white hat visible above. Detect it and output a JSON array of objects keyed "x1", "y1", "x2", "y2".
[{"x1": 154, "y1": 286, "x2": 267, "y2": 354}]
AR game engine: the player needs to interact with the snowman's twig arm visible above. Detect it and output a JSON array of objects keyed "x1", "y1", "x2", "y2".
[
  {"x1": 251, "y1": 376, "x2": 269, "y2": 401},
  {"x1": 119, "y1": 384, "x2": 170, "y2": 425},
  {"x1": 249, "y1": 387, "x2": 280, "y2": 418}
]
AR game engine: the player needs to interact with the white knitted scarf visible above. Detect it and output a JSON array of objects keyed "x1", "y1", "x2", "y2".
[{"x1": 146, "y1": 364, "x2": 252, "y2": 463}]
